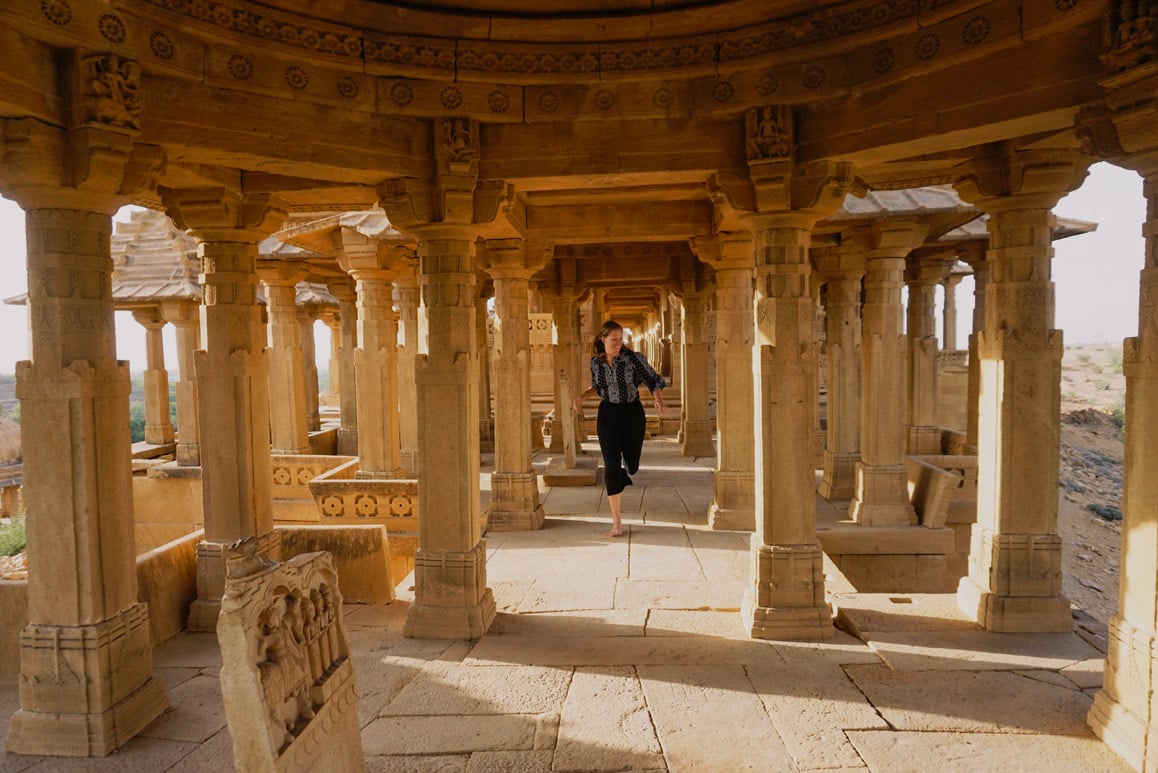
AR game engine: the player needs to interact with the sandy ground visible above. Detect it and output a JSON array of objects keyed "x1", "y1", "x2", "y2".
[{"x1": 1057, "y1": 343, "x2": 1127, "y2": 627}]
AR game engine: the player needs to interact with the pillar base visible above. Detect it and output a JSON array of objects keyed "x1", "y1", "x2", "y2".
[
  {"x1": 175, "y1": 442, "x2": 200, "y2": 466},
  {"x1": 849, "y1": 462, "x2": 916, "y2": 526},
  {"x1": 1088, "y1": 616, "x2": 1158, "y2": 772},
  {"x1": 817, "y1": 451, "x2": 859, "y2": 501},
  {"x1": 189, "y1": 530, "x2": 281, "y2": 632},
  {"x1": 744, "y1": 543, "x2": 832, "y2": 640},
  {"x1": 956, "y1": 575, "x2": 1073, "y2": 633},
  {"x1": 681, "y1": 420, "x2": 715, "y2": 457},
  {"x1": 907, "y1": 425, "x2": 942, "y2": 455},
  {"x1": 337, "y1": 427, "x2": 358, "y2": 456},
  {"x1": 404, "y1": 542, "x2": 496, "y2": 639},
  {"x1": 487, "y1": 505, "x2": 545, "y2": 531},
  {"x1": 488, "y1": 472, "x2": 544, "y2": 531},
  {"x1": 5, "y1": 604, "x2": 169, "y2": 757},
  {"x1": 708, "y1": 503, "x2": 755, "y2": 531}
]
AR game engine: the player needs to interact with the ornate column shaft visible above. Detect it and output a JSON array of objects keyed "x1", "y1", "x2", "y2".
[
  {"x1": 483, "y1": 239, "x2": 546, "y2": 530},
  {"x1": 323, "y1": 314, "x2": 341, "y2": 406},
  {"x1": 132, "y1": 309, "x2": 175, "y2": 445},
  {"x1": 849, "y1": 221, "x2": 927, "y2": 526},
  {"x1": 695, "y1": 235, "x2": 756, "y2": 531},
  {"x1": 746, "y1": 213, "x2": 832, "y2": 640},
  {"x1": 162, "y1": 301, "x2": 201, "y2": 465},
  {"x1": 963, "y1": 254, "x2": 989, "y2": 448},
  {"x1": 2, "y1": 95, "x2": 168, "y2": 754},
  {"x1": 477, "y1": 276, "x2": 495, "y2": 454},
  {"x1": 395, "y1": 267, "x2": 422, "y2": 476},
  {"x1": 952, "y1": 150, "x2": 1088, "y2": 632},
  {"x1": 815, "y1": 249, "x2": 864, "y2": 500},
  {"x1": 547, "y1": 293, "x2": 582, "y2": 453},
  {"x1": 161, "y1": 188, "x2": 286, "y2": 632},
  {"x1": 298, "y1": 306, "x2": 321, "y2": 432},
  {"x1": 340, "y1": 232, "x2": 410, "y2": 481},
  {"x1": 680, "y1": 290, "x2": 715, "y2": 457},
  {"x1": 260, "y1": 267, "x2": 311, "y2": 454},
  {"x1": 328, "y1": 279, "x2": 359, "y2": 456},
  {"x1": 942, "y1": 273, "x2": 965, "y2": 349},
  {"x1": 905, "y1": 258, "x2": 950, "y2": 454}
]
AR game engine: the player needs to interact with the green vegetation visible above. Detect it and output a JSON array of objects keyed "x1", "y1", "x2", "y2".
[
  {"x1": 1110, "y1": 399, "x2": 1126, "y2": 430},
  {"x1": 0, "y1": 515, "x2": 25, "y2": 557}
]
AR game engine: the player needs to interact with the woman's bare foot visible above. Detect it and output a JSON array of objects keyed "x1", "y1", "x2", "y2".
[{"x1": 609, "y1": 528, "x2": 623, "y2": 537}]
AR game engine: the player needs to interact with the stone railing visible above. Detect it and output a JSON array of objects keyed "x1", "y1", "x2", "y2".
[
  {"x1": 271, "y1": 454, "x2": 356, "y2": 523},
  {"x1": 307, "y1": 459, "x2": 419, "y2": 533}
]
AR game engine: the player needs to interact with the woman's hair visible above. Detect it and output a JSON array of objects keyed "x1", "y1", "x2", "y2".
[{"x1": 593, "y1": 319, "x2": 624, "y2": 355}]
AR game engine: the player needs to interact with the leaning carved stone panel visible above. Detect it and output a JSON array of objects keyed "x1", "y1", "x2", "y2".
[{"x1": 217, "y1": 539, "x2": 365, "y2": 773}]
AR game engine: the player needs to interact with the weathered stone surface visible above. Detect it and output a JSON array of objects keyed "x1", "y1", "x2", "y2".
[
  {"x1": 639, "y1": 664, "x2": 797, "y2": 771},
  {"x1": 490, "y1": 609, "x2": 646, "y2": 637},
  {"x1": 465, "y1": 750, "x2": 553, "y2": 772},
  {"x1": 380, "y1": 665, "x2": 571, "y2": 716},
  {"x1": 361, "y1": 715, "x2": 541, "y2": 756},
  {"x1": 517, "y1": 576, "x2": 617, "y2": 612},
  {"x1": 138, "y1": 675, "x2": 227, "y2": 744},
  {"x1": 769, "y1": 630, "x2": 883, "y2": 666},
  {"x1": 835, "y1": 592, "x2": 980, "y2": 635},
  {"x1": 464, "y1": 634, "x2": 786, "y2": 667},
  {"x1": 847, "y1": 730, "x2": 1134, "y2": 772},
  {"x1": 861, "y1": 630, "x2": 1101, "y2": 671},
  {"x1": 365, "y1": 754, "x2": 467, "y2": 772},
  {"x1": 644, "y1": 609, "x2": 747, "y2": 638},
  {"x1": 748, "y1": 661, "x2": 888, "y2": 769},
  {"x1": 553, "y1": 667, "x2": 664, "y2": 772},
  {"x1": 614, "y1": 579, "x2": 741, "y2": 610},
  {"x1": 846, "y1": 665, "x2": 1095, "y2": 735}
]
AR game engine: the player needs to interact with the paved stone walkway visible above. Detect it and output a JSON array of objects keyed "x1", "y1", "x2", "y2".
[{"x1": 0, "y1": 438, "x2": 1133, "y2": 771}]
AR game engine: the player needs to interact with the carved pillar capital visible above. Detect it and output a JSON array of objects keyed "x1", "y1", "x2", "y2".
[
  {"x1": 690, "y1": 233, "x2": 755, "y2": 270},
  {"x1": 478, "y1": 238, "x2": 549, "y2": 280},
  {"x1": 160, "y1": 187, "x2": 288, "y2": 243},
  {"x1": 952, "y1": 148, "x2": 1091, "y2": 213}
]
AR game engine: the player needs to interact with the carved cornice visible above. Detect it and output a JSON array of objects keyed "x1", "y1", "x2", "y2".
[
  {"x1": 159, "y1": 187, "x2": 288, "y2": 240},
  {"x1": 952, "y1": 147, "x2": 1092, "y2": 212}
]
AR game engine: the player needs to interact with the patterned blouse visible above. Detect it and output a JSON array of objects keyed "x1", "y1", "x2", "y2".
[{"x1": 589, "y1": 348, "x2": 666, "y2": 404}]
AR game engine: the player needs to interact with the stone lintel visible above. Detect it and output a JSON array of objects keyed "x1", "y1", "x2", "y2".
[
  {"x1": 817, "y1": 450, "x2": 860, "y2": 501},
  {"x1": 6, "y1": 603, "x2": 168, "y2": 756},
  {"x1": 849, "y1": 462, "x2": 915, "y2": 526}
]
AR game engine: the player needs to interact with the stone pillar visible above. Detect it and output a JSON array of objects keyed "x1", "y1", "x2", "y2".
[
  {"x1": 669, "y1": 296, "x2": 683, "y2": 394},
  {"x1": 962, "y1": 252, "x2": 989, "y2": 448},
  {"x1": 162, "y1": 301, "x2": 202, "y2": 466},
  {"x1": 328, "y1": 279, "x2": 359, "y2": 456},
  {"x1": 745, "y1": 215, "x2": 833, "y2": 639},
  {"x1": 547, "y1": 293, "x2": 582, "y2": 453},
  {"x1": 1089, "y1": 166, "x2": 1158, "y2": 773},
  {"x1": 905, "y1": 257, "x2": 949, "y2": 454},
  {"x1": 849, "y1": 221, "x2": 927, "y2": 526},
  {"x1": 323, "y1": 313, "x2": 341, "y2": 406},
  {"x1": 395, "y1": 266, "x2": 422, "y2": 476},
  {"x1": 942, "y1": 273, "x2": 965, "y2": 350},
  {"x1": 132, "y1": 308, "x2": 175, "y2": 445},
  {"x1": 694, "y1": 235, "x2": 755, "y2": 531},
  {"x1": 680, "y1": 290, "x2": 715, "y2": 457},
  {"x1": 298, "y1": 306, "x2": 321, "y2": 433},
  {"x1": 341, "y1": 236, "x2": 408, "y2": 480},
  {"x1": 161, "y1": 188, "x2": 286, "y2": 632},
  {"x1": 952, "y1": 150, "x2": 1088, "y2": 632},
  {"x1": 482, "y1": 239, "x2": 546, "y2": 530},
  {"x1": 477, "y1": 277, "x2": 495, "y2": 454},
  {"x1": 815, "y1": 249, "x2": 864, "y2": 501},
  {"x1": 2, "y1": 103, "x2": 169, "y2": 754},
  {"x1": 260, "y1": 266, "x2": 311, "y2": 454}
]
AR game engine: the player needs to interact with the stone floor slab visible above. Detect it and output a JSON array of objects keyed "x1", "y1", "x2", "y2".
[
  {"x1": 1061, "y1": 657, "x2": 1106, "y2": 689},
  {"x1": 517, "y1": 575, "x2": 617, "y2": 613},
  {"x1": 644, "y1": 609, "x2": 748, "y2": 638},
  {"x1": 769, "y1": 630, "x2": 883, "y2": 666},
  {"x1": 638, "y1": 664, "x2": 797, "y2": 772},
  {"x1": 366, "y1": 754, "x2": 468, "y2": 773},
  {"x1": 747, "y1": 661, "x2": 887, "y2": 770},
  {"x1": 862, "y1": 630, "x2": 1102, "y2": 671},
  {"x1": 151, "y1": 631, "x2": 222, "y2": 670},
  {"x1": 463, "y1": 634, "x2": 786, "y2": 667},
  {"x1": 362, "y1": 715, "x2": 541, "y2": 756},
  {"x1": 139, "y1": 674, "x2": 226, "y2": 744},
  {"x1": 490, "y1": 609, "x2": 646, "y2": 638},
  {"x1": 845, "y1": 665, "x2": 1095, "y2": 736},
  {"x1": 554, "y1": 666, "x2": 664, "y2": 772},
  {"x1": 380, "y1": 665, "x2": 572, "y2": 716},
  {"x1": 834, "y1": 593, "x2": 980, "y2": 635},
  {"x1": 465, "y1": 750, "x2": 553, "y2": 772},
  {"x1": 615, "y1": 578, "x2": 741, "y2": 610},
  {"x1": 847, "y1": 729, "x2": 1134, "y2": 773},
  {"x1": 638, "y1": 485, "x2": 689, "y2": 516}
]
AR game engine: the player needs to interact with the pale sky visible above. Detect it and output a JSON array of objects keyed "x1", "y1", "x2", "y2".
[{"x1": 0, "y1": 162, "x2": 1145, "y2": 374}]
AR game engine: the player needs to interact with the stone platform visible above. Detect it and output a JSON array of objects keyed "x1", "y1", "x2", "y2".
[{"x1": 0, "y1": 438, "x2": 1129, "y2": 772}]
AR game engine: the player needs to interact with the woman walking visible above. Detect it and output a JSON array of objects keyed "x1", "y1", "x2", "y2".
[{"x1": 572, "y1": 320, "x2": 667, "y2": 537}]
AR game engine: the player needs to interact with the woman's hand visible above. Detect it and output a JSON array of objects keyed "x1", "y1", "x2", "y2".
[
  {"x1": 654, "y1": 392, "x2": 666, "y2": 415},
  {"x1": 572, "y1": 396, "x2": 585, "y2": 414}
]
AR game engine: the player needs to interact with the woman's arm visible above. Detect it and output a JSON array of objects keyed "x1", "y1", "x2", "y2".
[{"x1": 628, "y1": 350, "x2": 668, "y2": 414}]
